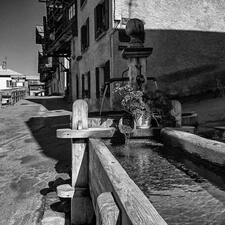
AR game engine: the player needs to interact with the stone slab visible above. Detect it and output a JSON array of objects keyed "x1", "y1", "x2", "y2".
[{"x1": 161, "y1": 128, "x2": 225, "y2": 167}]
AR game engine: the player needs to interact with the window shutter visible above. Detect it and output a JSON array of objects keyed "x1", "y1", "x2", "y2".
[
  {"x1": 94, "y1": 7, "x2": 97, "y2": 39},
  {"x1": 86, "y1": 18, "x2": 89, "y2": 48},
  {"x1": 104, "y1": 0, "x2": 109, "y2": 30},
  {"x1": 104, "y1": 60, "x2": 110, "y2": 97},
  {"x1": 82, "y1": 74, "x2": 85, "y2": 98},
  {"x1": 87, "y1": 71, "x2": 91, "y2": 98},
  {"x1": 76, "y1": 74, "x2": 79, "y2": 98},
  {"x1": 95, "y1": 68, "x2": 100, "y2": 98}
]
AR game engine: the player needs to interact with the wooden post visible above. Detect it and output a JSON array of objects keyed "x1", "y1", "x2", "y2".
[
  {"x1": 96, "y1": 192, "x2": 119, "y2": 225},
  {"x1": 71, "y1": 100, "x2": 95, "y2": 225},
  {"x1": 56, "y1": 100, "x2": 116, "y2": 224}
]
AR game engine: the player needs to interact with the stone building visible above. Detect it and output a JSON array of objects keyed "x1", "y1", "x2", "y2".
[{"x1": 38, "y1": 0, "x2": 225, "y2": 114}]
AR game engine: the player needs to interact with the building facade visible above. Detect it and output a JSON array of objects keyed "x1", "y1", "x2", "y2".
[
  {"x1": 38, "y1": 0, "x2": 225, "y2": 111},
  {"x1": 36, "y1": 0, "x2": 77, "y2": 98},
  {"x1": 0, "y1": 67, "x2": 27, "y2": 90}
]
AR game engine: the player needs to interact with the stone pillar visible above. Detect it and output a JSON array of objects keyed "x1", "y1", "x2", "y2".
[{"x1": 122, "y1": 18, "x2": 152, "y2": 91}]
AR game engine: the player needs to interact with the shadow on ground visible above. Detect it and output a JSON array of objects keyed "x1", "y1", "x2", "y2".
[
  {"x1": 26, "y1": 104, "x2": 72, "y2": 223},
  {"x1": 27, "y1": 96, "x2": 72, "y2": 111}
]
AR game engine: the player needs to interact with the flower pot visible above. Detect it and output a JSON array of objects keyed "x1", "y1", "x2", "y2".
[{"x1": 135, "y1": 114, "x2": 151, "y2": 129}]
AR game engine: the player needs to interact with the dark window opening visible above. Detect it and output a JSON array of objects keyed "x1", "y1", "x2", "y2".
[
  {"x1": 82, "y1": 71, "x2": 91, "y2": 98},
  {"x1": 95, "y1": 67, "x2": 100, "y2": 98},
  {"x1": 94, "y1": 0, "x2": 109, "y2": 39},
  {"x1": 104, "y1": 60, "x2": 110, "y2": 97},
  {"x1": 6, "y1": 80, "x2": 12, "y2": 87},
  {"x1": 76, "y1": 75, "x2": 79, "y2": 99},
  {"x1": 81, "y1": 18, "x2": 89, "y2": 52}
]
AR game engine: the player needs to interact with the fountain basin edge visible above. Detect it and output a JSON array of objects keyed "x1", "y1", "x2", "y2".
[{"x1": 161, "y1": 128, "x2": 225, "y2": 167}]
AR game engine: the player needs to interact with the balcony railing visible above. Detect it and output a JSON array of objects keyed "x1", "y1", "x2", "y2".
[
  {"x1": 43, "y1": 0, "x2": 77, "y2": 55},
  {"x1": 38, "y1": 52, "x2": 58, "y2": 74}
]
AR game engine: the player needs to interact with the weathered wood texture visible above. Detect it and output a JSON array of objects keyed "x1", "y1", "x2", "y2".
[
  {"x1": 71, "y1": 100, "x2": 94, "y2": 225},
  {"x1": 57, "y1": 127, "x2": 115, "y2": 139},
  {"x1": 89, "y1": 138, "x2": 167, "y2": 225},
  {"x1": 96, "y1": 192, "x2": 119, "y2": 225},
  {"x1": 161, "y1": 128, "x2": 225, "y2": 166},
  {"x1": 72, "y1": 100, "x2": 88, "y2": 130}
]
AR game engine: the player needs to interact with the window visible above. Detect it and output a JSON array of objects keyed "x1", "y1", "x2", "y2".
[
  {"x1": 82, "y1": 71, "x2": 91, "y2": 98},
  {"x1": 76, "y1": 75, "x2": 79, "y2": 99},
  {"x1": 6, "y1": 80, "x2": 12, "y2": 87},
  {"x1": 81, "y1": 18, "x2": 89, "y2": 52},
  {"x1": 80, "y1": 0, "x2": 87, "y2": 8},
  {"x1": 95, "y1": 67, "x2": 100, "y2": 98},
  {"x1": 94, "y1": 0, "x2": 109, "y2": 39},
  {"x1": 104, "y1": 60, "x2": 110, "y2": 97}
]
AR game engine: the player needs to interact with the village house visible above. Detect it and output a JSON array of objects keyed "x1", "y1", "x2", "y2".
[
  {"x1": 37, "y1": 0, "x2": 225, "y2": 117},
  {"x1": 0, "y1": 66, "x2": 27, "y2": 90}
]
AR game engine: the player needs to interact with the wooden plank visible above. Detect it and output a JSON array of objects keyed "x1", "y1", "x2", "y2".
[
  {"x1": 72, "y1": 99, "x2": 88, "y2": 130},
  {"x1": 57, "y1": 184, "x2": 75, "y2": 198},
  {"x1": 96, "y1": 192, "x2": 120, "y2": 225},
  {"x1": 89, "y1": 138, "x2": 167, "y2": 225},
  {"x1": 57, "y1": 185, "x2": 89, "y2": 199},
  {"x1": 57, "y1": 127, "x2": 115, "y2": 139},
  {"x1": 71, "y1": 100, "x2": 95, "y2": 225}
]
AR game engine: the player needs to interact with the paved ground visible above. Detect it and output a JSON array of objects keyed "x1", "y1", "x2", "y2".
[
  {"x1": 0, "y1": 97, "x2": 72, "y2": 225},
  {"x1": 1, "y1": 95, "x2": 224, "y2": 224}
]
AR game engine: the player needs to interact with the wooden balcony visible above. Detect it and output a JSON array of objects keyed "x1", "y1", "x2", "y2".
[
  {"x1": 44, "y1": 0, "x2": 77, "y2": 56},
  {"x1": 36, "y1": 25, "x2": 44, "y2": 44},
  {"x1": 38, "y1": 52, "x2": 58, "y2": 82}
]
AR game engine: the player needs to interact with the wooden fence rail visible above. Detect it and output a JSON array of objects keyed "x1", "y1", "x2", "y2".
[
  {"x1": 1, "y1": 88, "x2": 26, "y2": 106},
  {"x1": 56, "y1": 99, "x2": 167, "y2": 225}
]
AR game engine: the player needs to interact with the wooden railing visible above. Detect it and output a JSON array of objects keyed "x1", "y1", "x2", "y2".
[
  {"x1": 56, "y1": 100, "x2": 167, "y2": 225},
  {"x1": 1, "y1": 88, "x2": 26, "y2": 106}
]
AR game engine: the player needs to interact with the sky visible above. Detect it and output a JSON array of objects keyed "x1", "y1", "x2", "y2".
[{"x1": 0, "y1": 0, "x2": 45, "y2": 76}]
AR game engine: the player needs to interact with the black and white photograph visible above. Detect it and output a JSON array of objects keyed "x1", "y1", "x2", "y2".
[{"x1": 0, "y1": 0, "x2": 225, "y2": 224}]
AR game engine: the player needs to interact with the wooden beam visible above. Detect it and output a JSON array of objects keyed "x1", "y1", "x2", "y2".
[
  {"x1": 71, "y1": 100, "x2": 95, "y2": 225},
  {"x1": 57, "y1": 184, "x2": 74, "y2": 198},
  {"x1": 57, "y1": 127, "x2": 115, "y2": 139},
  {"x1": 96, "y1": 192, "x2": 120, "y2": 225},
  {"x1": 89, "y1": 138, "x2": 167, "y2": 225}
]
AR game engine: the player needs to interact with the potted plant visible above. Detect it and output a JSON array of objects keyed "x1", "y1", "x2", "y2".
[{"x1": 113, "y1": 83, "x2": 151, "y2": 129}]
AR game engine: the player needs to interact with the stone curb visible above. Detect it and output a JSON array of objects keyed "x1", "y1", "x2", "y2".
[{"x1": 161, "y1": 128, "x2": 225, "y2": 167}]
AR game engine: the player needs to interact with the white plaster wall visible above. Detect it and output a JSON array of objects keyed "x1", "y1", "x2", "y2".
[
  {"x1": 114, "y1": 0, "x2": 225, "y2": 32},
  {"x1": 0, "y1": 77, "x2": 11, "y2": 90},
  {"x1": 71, "y1": 0, "x2": 113, "y2": 110}
]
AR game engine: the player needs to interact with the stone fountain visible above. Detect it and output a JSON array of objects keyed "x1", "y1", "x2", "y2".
[{"x1": 122, "y1": 18, "x2": 153, "y2": 92}]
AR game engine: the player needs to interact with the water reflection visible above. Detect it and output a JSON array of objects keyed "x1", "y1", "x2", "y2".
[{"x1": 106, "y1": 139, "x2": 225, "y2": 225}]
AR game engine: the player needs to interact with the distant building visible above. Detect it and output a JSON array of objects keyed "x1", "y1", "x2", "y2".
[
  {"x1": 0, "y1": 67, "x2": 26, "y2": 90},
  {"x1": 26, "y1": 76, "x2": 45, "y2": 96}
]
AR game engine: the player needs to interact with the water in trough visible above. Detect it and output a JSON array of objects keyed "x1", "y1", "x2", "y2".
[{"x1": 105, "y1": 139, "x2": 225, "y2": 225}]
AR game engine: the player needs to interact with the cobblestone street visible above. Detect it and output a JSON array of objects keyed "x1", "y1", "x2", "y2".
[{"x1": 0, "y1": 97, "x2": 72, "y2": 225}]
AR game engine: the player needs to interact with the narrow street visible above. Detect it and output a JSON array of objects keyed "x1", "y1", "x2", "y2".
[{"x1": 0, "y1": 97, "x2": 72, "y2": 225}]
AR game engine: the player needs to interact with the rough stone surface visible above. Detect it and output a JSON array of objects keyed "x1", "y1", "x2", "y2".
[
  {"x1": 0, "y1": 98, "x2": 71, "y2": 225},
  {"x1": 161, "y1": 128, "x2": 225, "y2": 166}
]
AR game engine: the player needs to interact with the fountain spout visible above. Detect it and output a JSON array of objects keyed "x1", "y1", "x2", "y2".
[{"x1": 147, "y1": 77, "x2": 158, "y2": 90}]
